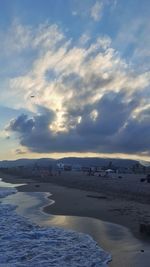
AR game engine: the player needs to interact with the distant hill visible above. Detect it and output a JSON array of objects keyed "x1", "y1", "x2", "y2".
[
  {"x1": 0, "y1": 157, "x2": 145, "y2": 168},
  {"x1": 57, "y1": 157, "x2": 139, "y2": 168},
  {"x1": 0, "y1": 158, "x2": 55, "y2": 168}
]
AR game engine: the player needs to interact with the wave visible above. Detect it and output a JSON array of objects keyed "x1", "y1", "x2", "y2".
[{"x1": 0, "y1": 188, "x2": 111, "y2": 266}]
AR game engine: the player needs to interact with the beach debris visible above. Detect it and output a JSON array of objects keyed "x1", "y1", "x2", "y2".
[{"x1": 140, "y1": 178, "x2": 146, "y2": 182}]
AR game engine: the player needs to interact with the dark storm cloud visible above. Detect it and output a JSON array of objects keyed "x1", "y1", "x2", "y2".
[
  {"x1": 77, "y1": 92, "x2": 138, "y2": 136},
  {"x1": 113, "y1": 109, "x2": 150, "y2": 153},
  {"x1": 7, "y1": 114, "x2": 34, "y2": 133},
  {"x1": 7, "y1": 91, "x2": 150, "y2": 156}
]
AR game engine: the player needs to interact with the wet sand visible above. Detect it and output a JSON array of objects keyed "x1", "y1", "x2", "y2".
[
  {"x1": 3, "y1": 171, "x2": 150, "y2": 241},
  {"x1": 2, "y1": 172, "x2": 150, "y2": 266}
]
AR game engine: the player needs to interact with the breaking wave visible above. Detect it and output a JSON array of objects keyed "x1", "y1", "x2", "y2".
[{"x1": 0, "y1": 188, "x2": 111, "y2": 266}]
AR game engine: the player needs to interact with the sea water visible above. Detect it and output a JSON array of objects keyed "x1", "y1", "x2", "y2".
[{"x1": 0, "y1": 186, "x2": 111, "y2": 266}]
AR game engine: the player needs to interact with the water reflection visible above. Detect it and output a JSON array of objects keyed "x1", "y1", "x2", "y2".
[
  {"x1": 1, "y1": 184, "x2": 149, "y2": 267},
  {"x1": 2, "y1": 191, "x2": 54, "y2": 222},
  {"x1": 44, "y1": 214, "x2": 141, "y2": 252},
  {"x1": 2, "y1": 190, "x2": 141, "y2": 253}
]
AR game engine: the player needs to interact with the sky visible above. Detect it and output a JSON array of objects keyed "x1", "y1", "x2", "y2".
[{"x1": 0, "y1": 0, "x2": 150, "y2": 161}]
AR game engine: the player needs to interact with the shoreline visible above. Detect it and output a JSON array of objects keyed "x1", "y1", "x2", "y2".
[
  {"x1": 2, "y1": 172, "x2": 150, "y2": 243},
  {"x1": 39, "y1": 184, "x2": 150, "y2": 243},
  {"x1": 1, "y1": 172, "x2": 150, "y2": 267},
  {"x1": 0, "y1": 189, "x2": 111, "y2": 267}
]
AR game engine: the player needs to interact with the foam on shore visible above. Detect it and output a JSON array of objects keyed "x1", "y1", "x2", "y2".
[{"x1": 0, "y1": 188, "x2": 111, "y2": 266}]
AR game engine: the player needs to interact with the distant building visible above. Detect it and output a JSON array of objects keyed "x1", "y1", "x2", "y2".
[
  {"x1": 57, "y1": 162, "x2": 72, "y2": 171},
  {"x1": 32, "y1": 164, "x2": 52, "y2": 177},
  {"x1": 57, "y1": 162, "x2": 64, "y2": 170},
  {"x1": 105, "y1": 169, "x2": 115, "y2": 173}
]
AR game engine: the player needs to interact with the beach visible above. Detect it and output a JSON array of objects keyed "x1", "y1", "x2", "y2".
[
  {"x1": 4, "y1": 171, "x2": 150, "y2": 240},
  {"x1": 0, "y1": 188, "x2": 111, "y2": 267},
  {"x1": 2, "y1": 171, "x2": 150, "y2": 266}
]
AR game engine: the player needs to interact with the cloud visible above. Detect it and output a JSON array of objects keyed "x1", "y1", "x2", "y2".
[
  {"x1": 91, "y1": 1, "x2": 103, "y2": 21},
  {"x1": 77, "y1": 92, "x2": 138, "y2": 136},
  {"x1": 0, "y1": 19, "x2": 64, "y2": 55},
  {"x1": 79, "y1": 33, "x2": 90, "y2": 45},
  {"x1": 0, "y1": 130, "x2": 9, "y2": 139},
  {"x1": 114, "y1": 16, "x2": 150, "y2": 71},
  {"x1": 90, "y1": 0, "x2": 117, "y2": 22},
  {"x1": 2, "y1": 20, "x2": 150, "y2": 158},
  {"x1": 7, "y1": 92, "x2": 150, "y2": 156},
  {"x1": 72, "y1": 11, "x2": 78, "y2": 16},
  {"x1": 112, "y1": 107, "x2": 150, "y2": 154},
  {"x1": 72, "y1": 0, "x2": 117, "y2": 22}
]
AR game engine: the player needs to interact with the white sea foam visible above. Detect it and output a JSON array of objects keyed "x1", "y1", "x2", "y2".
[
  {"x1": 0, "y1": 187, "x2": 17, "y2": 198},
  {"x1": 0, "y1": 188, "x2": 111, "y2": 267}
]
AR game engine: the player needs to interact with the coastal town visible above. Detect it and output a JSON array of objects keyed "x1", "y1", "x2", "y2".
[{"x1": 0, "y1": 159, "x2": 150, "y2": 179}]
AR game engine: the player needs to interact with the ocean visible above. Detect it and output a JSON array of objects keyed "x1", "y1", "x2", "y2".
[{"x1": 0, "y1": 179, "x2": 111, "y2": 266}]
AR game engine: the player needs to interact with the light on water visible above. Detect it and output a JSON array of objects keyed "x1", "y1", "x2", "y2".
[
  {"x1": 1, "y1": 184, "x2": 143, "y2": 251},
  {"x1": 1, "y1": 178, "x2": 150, "y2": 267},
  {"x1": 0, "y1": 183, "x2": 111, "y2": 266}
]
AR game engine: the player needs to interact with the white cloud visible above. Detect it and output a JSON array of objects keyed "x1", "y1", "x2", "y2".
[
  {"x1": 0, "y1": 130, "x2": 9, "y2": 139},
  {"x1": 32, "y1": 23, "x2": 64, "y2": 49},
  {"x1": 79, "y1": 33, "x2": 90, "y2": 45},
  {"x1": 114, "y1": 17, "x2": 150, "y2": 71},
  {"x1": 1, "y1": 21, "x2": 149, "y2": 153},
  {"x1": 0, "y1": 20, "x2": 64, "y2": 56},
  {"x1": 71, "y1": 0, "x2": 117, "y2": 22},
  {"x1": 0, "y1": 19, "x2": 31, "y2": 55},
  {"x1": 72, "y1": 11, "x2": 78, "y2": 16},
  {"x1": 91, "y1": 1, "x2": 103, "y2": 21}
]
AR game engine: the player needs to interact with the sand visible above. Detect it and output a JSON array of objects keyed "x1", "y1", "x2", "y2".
[
  {"x1": 1, "y1": 171, "x2": 150, "y2": 266},
  {"x1": 4, "y1": 171, "x2": 150, "y2": 240}
]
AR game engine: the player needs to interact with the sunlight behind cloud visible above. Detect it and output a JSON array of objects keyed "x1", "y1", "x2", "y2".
[{"x1": 0, "y1": 16, "x2": 149, "y2": 159}]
